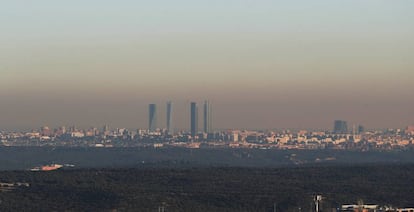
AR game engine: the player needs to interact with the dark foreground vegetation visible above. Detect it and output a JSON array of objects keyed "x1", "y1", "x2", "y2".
[
  {"x1": 0, "y1": 164, "x2": 413, "y2": 211},
  {"x1": 2, "y1": 146, "x2": 414, "y2": 170}
]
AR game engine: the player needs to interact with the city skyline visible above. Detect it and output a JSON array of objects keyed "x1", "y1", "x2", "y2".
[
  {"x1": 0, "y1": 99, "x2": 413, "y2": 132},
  {"x1": 1, "y1": 99, "x2": 409, "y2": 133},
  {"x1": 1, "y1": 2, "x2": 414, "y2": 211},
  {"x1": 0, "y1": 1, "x2": 413, "y2": 130}
]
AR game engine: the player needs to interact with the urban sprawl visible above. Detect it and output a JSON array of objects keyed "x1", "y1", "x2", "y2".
[{"x1": 1, "y1": 102, "x2": 414, "y2": 151}]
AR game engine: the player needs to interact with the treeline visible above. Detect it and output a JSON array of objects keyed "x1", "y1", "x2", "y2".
[{"x1": 0, "y1": 164, "x2": 413, "y2": 211}]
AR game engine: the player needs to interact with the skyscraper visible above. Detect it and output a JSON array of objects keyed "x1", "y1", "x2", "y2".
[
  {"x1": 149, "y1": 104, "x2": 157, "y2": 131},
  {"x1": 357, "y1": 125, "x2": 365, "y2": 134},
  {"x1": 166, "y1": 101, "x2": 173, "y2": 134},
  {"x1": 190, "y1": 102, "x2": 198, "y2": 137},
  {"x1": 333, "y1": 120, "x2": 348, "y2": 134},
  {"x1": 203, "y1": 100, "x2": 212, "y2": 133}
]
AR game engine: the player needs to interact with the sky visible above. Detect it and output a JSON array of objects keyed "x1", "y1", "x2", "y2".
[{"x1": 0, "y1": 0, "x2": 413, "y2": 131}]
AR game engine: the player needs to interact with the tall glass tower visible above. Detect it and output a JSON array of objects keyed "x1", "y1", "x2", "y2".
[
  {"x1": 190, "y1": 102, "x2": 198, "y2": 137},
  {"x1": 333, "y1": 120, "x2": 348, "y2": 134},
  {"x1": 149, "y1": 104, "x2": 157, "y2": 131},
  {"x1": 166, "y1": 101, "x2": 173, "y2": 134},
  {"x1": 203, "y1": 100, "x2": 212, "y2": 133}
]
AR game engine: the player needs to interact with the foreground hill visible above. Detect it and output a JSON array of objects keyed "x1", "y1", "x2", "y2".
[{"x1": 0, "y1": 164, "x2": 413, "y2": 211}]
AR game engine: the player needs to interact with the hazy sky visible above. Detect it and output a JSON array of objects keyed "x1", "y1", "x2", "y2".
[{"x1": 1, "y1": 1, "x2": 413, "y2": 131}]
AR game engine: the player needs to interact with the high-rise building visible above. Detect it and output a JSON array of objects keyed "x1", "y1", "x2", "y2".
[
  {"x1": 333, "y1": 120, "x2": 348, "y2": 134},
  {"x1": 203, "y1": 100, "x2": 212, "y2": 133},
  {"x1": 357, "y1": 125, "x2": 365, "y2": 134},
  {"x1": 166, "y1": 101, "x2": 173, "y2": 134},
  {"x1": 190, "y1": 102, "x2": 198, "y2": 137},
  {"x1": 149, "y1": 104, "x2": 157, "y2": 131}
]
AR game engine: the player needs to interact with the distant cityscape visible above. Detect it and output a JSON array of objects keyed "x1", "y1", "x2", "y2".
[{"x1": 1, "y1": 101, "x2": 414, "y2": 151}]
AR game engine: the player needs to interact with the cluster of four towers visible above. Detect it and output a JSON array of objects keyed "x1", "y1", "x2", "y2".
[{"x1": 149, "y1": 101, "x2": 212, "y2": 136}]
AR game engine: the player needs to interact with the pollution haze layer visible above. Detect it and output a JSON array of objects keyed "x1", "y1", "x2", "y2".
[{"x1": 0, "y1": 1, "x2": 413, "y2": 130}]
